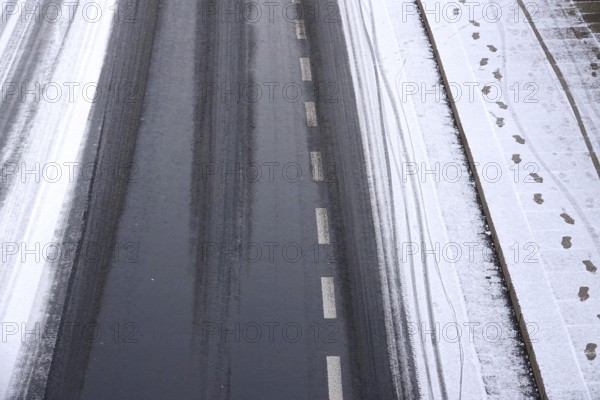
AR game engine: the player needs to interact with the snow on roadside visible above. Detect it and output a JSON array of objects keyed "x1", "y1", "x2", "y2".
[
  {"x1": 0, "y1": 2, "x2": 114, "y2": 397},
  {"x1": 413, "y1": 0, "x2": 600, "y2": 398},
  {"x1": 338, "y1": 0, "x2": 537, "y2": 398}
]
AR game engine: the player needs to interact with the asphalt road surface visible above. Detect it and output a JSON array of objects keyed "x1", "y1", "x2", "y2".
[{"x1": 40, "y1": 1, "x2": 400, "y2": 399}]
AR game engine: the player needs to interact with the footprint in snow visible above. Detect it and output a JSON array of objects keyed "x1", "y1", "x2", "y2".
[
  {"x1": 533, "y1": 193, "x2": 543, "y2": 204},
  {"x1": 584, "y1": 260, "x2": 597, "y2": 273},
  {"x1": 560, "y1": 212, "x2": 574, "y2": 224},
  {"x1": 496, "y1": 101, "x2": 508, "y2": 109},
  {"x1": 489, "y1": 112, "x2": 504, "y2": 127},
  {"x1": 562, "y1": 236, "x2": 572, "y2": 249},
  {"x1": 480, "y1": 58, "x2": 488, "y2": 66},
  {"x1": 578, "y1": 286, "x2": 589, "y2": 301},
  {"x1": 493, "y1": 69, "x2": 503, "y2": 81},
  {"x1": 482, "y1": 85, "x2": 491, "y2": 95},
  {"x1": 529, "y1": 173, "x2": 543, "y2": 183},
  {"x1": 487, "y1": 45, "x2": 497, "y2": 52},
  {"x1": 472, "y1": 32, "x2": 480, "y2": 40},
  {"x1": 585, "y1": 343, "x2": 597, "y2": 361},
  {"x1": 470, "y1": 20, "x2": 480, "y2": 27},
  {"x1": 513, "y1": 135, "x2": 525, "y2": 144},
  {"x1": 512, "y1": 154, "x2": 521, "y2": 164}
]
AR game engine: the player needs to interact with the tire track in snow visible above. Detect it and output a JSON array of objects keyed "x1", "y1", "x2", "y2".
[
  {"x1": 358, "y1": 2, "x2": 467, "y2": 398},
  {"x1": 337, "y1": 1, "x2": 419, "y2": 397},
  {"x1": 0, "y1": 2, "x2": 115, "y2": 396},
  {"x1": 0, "y1": 0, "x2": 74, "y2": 206},
  {"x1": 345, "y1": 0, "x2": 471, "y2": 397}
]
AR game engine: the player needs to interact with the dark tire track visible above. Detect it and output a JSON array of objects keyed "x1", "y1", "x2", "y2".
[{"x1": 38, "y1": 2, "x2": 160, "y2": 399}]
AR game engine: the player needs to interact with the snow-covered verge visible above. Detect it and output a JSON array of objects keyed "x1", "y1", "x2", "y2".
[
  {"x1": 338, "y1": 0, "x2": 537, "y2": 398},
  {"x1": 0, "y1": 2, "x2": 114, "y2": 397},
  {"x1": 414, "y1": 0, "x2": 600, "y2": 398}
]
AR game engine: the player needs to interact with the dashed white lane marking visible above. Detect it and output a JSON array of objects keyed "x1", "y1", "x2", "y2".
[
  {"x1": 326, "y1": 356, "x2": 343, "y2": 400},
  {"x1": 300, "y1": 57, "x2": 312, "y2": 81},
  {"x1": 305, "y1": 101, "x2": 318, "y2": 127},
  {"x1": 295, "y1": 20, "x2": 307, "y2": 39},
  {"x1": 321, "y1": 277, "x2": 337, "y2": 319},
  {"x1": 310, "y1": 151, "x2": 324, "y2": 182},
  {"x1": 315, "y1": 208, "x2": 330, "y2": 244}
]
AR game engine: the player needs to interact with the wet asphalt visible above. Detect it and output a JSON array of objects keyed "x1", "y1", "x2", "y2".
[{"x1": 40, "y1": 1, "x2": 398, "y2": 399}]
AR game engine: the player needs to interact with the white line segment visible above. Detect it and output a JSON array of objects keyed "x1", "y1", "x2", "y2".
[
  {"x1": 327, "y1": 356, "x2": 343, "y2": 400},
  {"x1": 321, "y1": 277, "x2": 337, "y2": 319},
  {"x1": 295, "y1": 20, "x2": 307, "y2": 39},
  {"x1": 315, "y1": 208, "x2": 330, "y2": 244},
  {"x1": 300, "y1": 57, "x2": 312, "y2": 81},
  {"x1": 305, "y1": 101, "x2": 318, "y2": 127},
  {"x1": 310, "y1": 151, "x2": 324, "y2": 182}
]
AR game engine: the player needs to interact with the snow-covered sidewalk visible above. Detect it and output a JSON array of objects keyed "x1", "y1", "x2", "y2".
[{"x1": 414, "y1": 0, "x2": 600, "y2": 398}]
